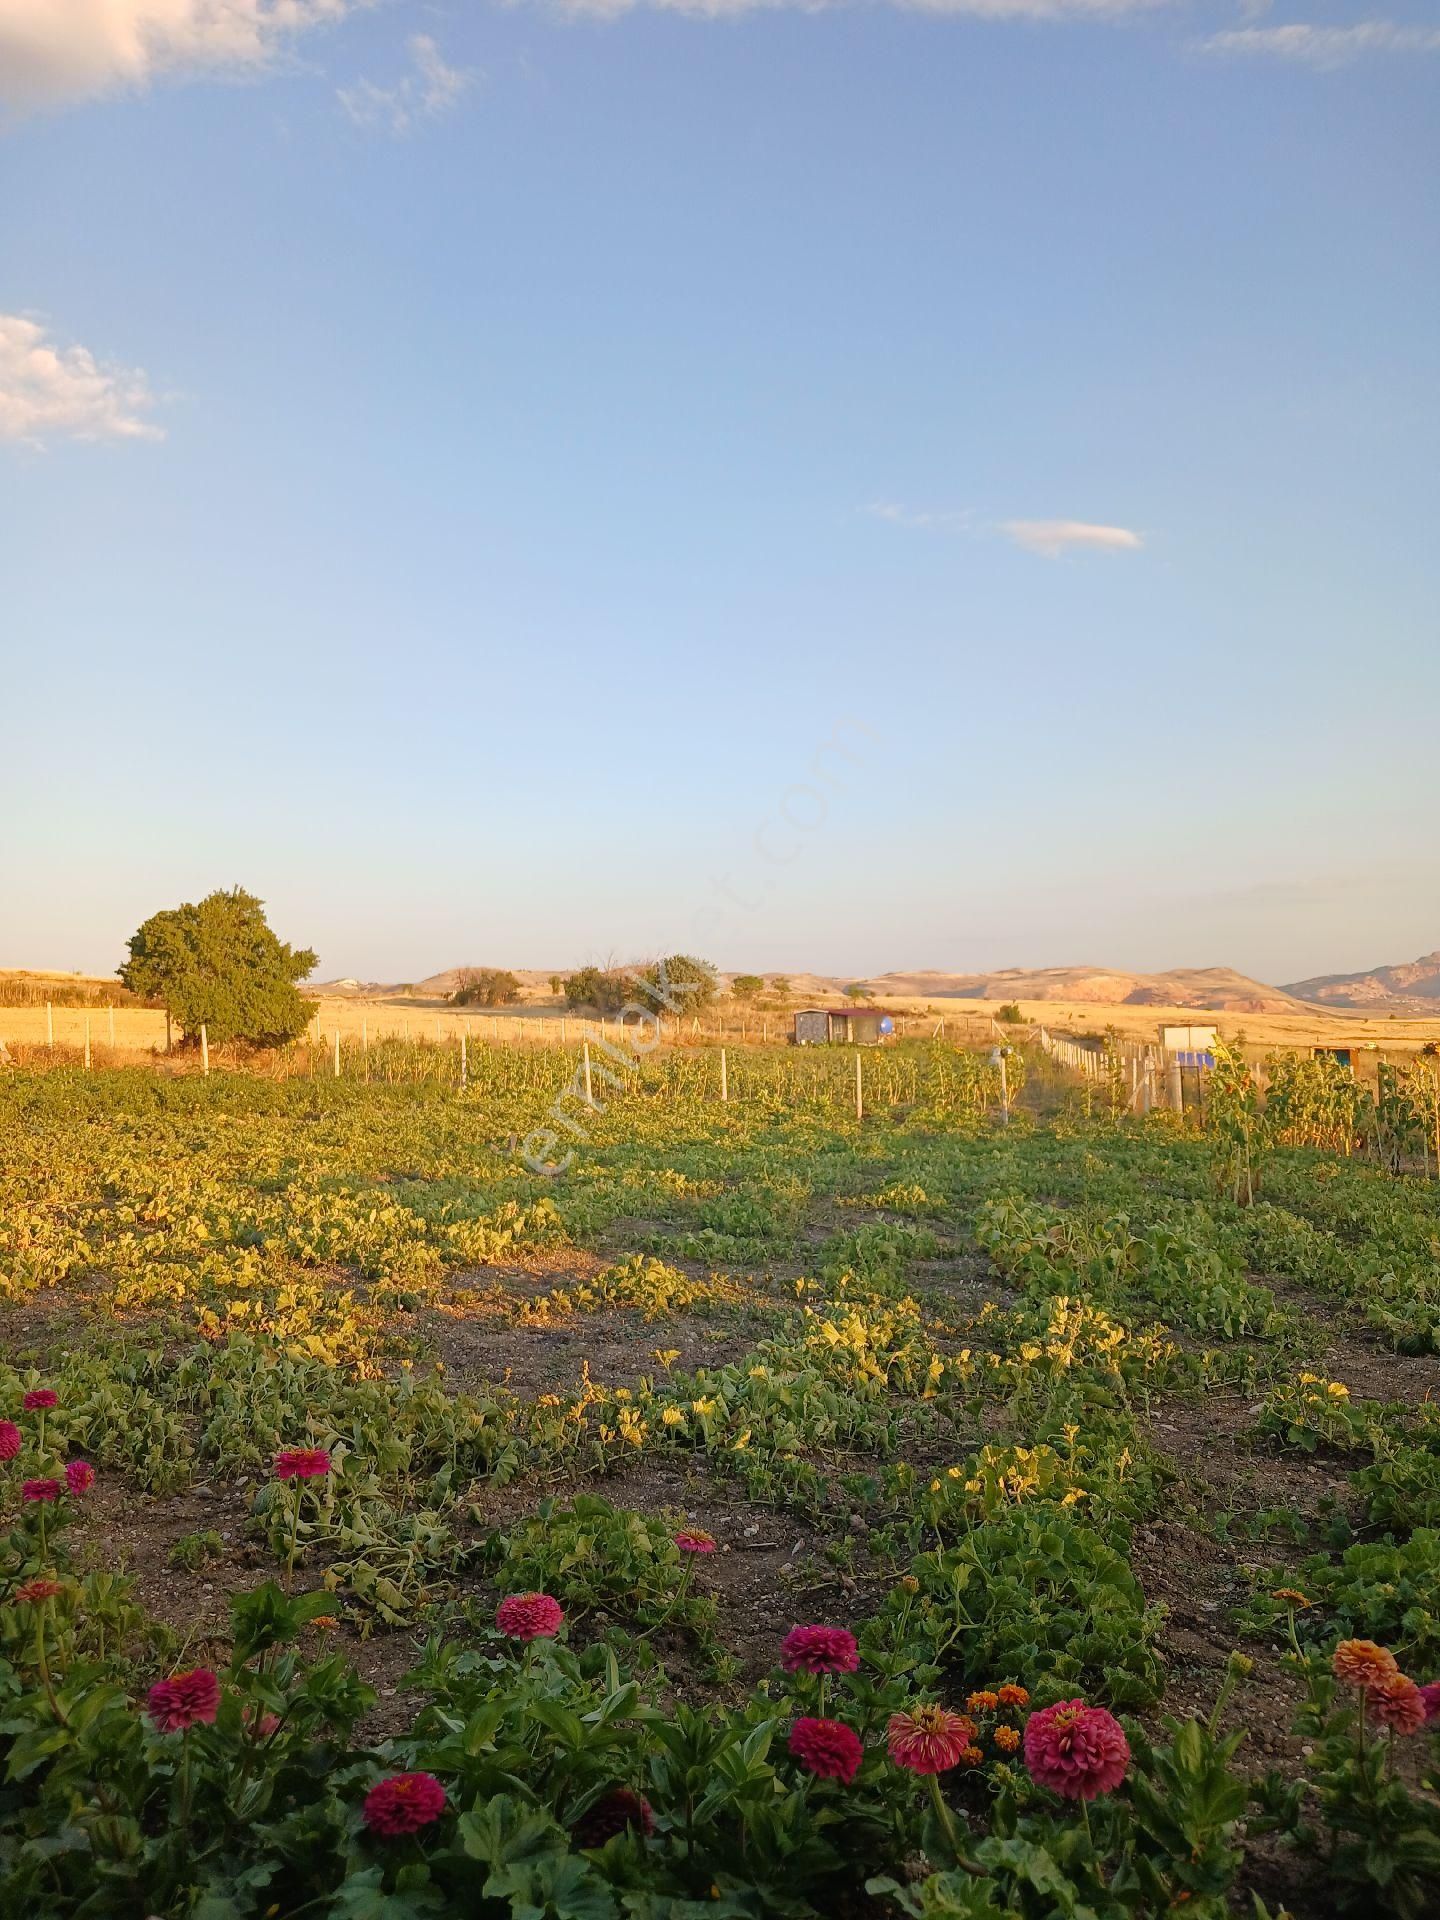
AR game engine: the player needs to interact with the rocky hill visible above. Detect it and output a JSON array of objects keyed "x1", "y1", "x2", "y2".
[{"x1": 1285, "y1": 950, "x2": 1440, "y2": 1013}]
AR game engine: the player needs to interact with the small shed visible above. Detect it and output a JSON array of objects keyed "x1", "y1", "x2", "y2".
[
  {"x1": 1159, "y1": 1023, "x2": 1217, "y2": 1070},
  {"x1": 793, "y1": 1007, "x2": 895, "y2": 1046}
]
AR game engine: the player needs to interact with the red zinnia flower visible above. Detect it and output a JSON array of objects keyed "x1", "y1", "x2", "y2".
[
  {"x1": 65, "y1": 1460, "x2": 96, "y2": 1495},
  {"x1": 1368, "y1": 1673, "x2": 1427, "y2": 1736},
  {"x1": 242, "y1": 1706, "x2": 283, "y2": 1739},
  {"x1": 22, "y1": 1478, "x2": 62, "y2": 1504},
  {"x1": 0, "y1": 1421, "x2": 21, "y2": 1461},
  {"x1": 274, "y1": 1447, "x2": 332, "y2": 1481},
  {"x1": 362, "y1": 1771, "x2": 447, "y2": 1837},
  {"x1": 571, "y1": 1787, "x2": 656, "y2": 1848},
  {"x1": 147, "y1": 1668, "x2": 222, "y2": 1733},
  {"x1": 15, "y1": 1578, "x2": 67, "y2": 1605},
  {"x1": 495, "y1": 1591, "x2": 565, "y2": 1642},
  {"x1": 1023, "y1": 1700, "x2": 1131, "y2": 1801},
  {"x1": 886, "y1": 1704, "x2": 978, "y2": 1775},
  {"x1": 788, "y1": 1716, "x2": 863, "y2": 1783},
  {"x1": 1419, "y1": 1681, "x2": 1440, "y2": 1724},
  {"x1": 780, "y1": 1624, "x2": 860, "y2": 1675},
  {"x1": 22, "y1": 1390, "x2": 57, "y2": 1412},
  {"x1": 675, "y1": 1529, "x2": 717, "y2": 1555}
]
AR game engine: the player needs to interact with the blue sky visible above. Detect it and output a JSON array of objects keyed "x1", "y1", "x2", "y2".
[{"x1": 2, "y1": 1, "x2": 1436, "y2": 985}]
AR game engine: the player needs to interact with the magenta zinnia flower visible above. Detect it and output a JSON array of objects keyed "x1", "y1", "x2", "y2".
[
  {"x1": 886, "y1": 1704, "x2": 978, "y2": 1775},
  {"x1": 788, "y1": 1716, "x2": 863, "y2": 1783},
  {"x1": 22, "y1": 1389, "x2": 57, "y2": 1412},
  {"x1": 147, "y1": 1668, "x2": 221, "y2": 1733},
  {"x1": 675, "y1": 1529, "x2": 717, "y2": 1555},
  {"x1": 571, "y1": 1786, "x2": 656, "y2": 1848},
  {"x1": 22, "y1": 1477, "x2": 62, "y2": 1504},
  {"x1": 0, "y1": 1421, "x2": 21, "y2": 1461},
  {"x1": 780, "y1": 1624, "x2": 860, "y2": 1675},
  {"x1": 495, "y1": 1591, "x2": 564, "y2": 1642},
  {"x1": 1419, "y1": 1680, "x2": 1440, "y2": 1724},
  {"x1": 65, "y1": 1460, "x2": 96, "y2": 1495},
  {"x1": 274, "y1": 1446, "x2": 332, "y2": 1481},
  {"x1": 1023, "y1": 1699, "x2": 1130, "y2": 1801},
  {"x1": 362, "y1": 1771, "x2": 447, "y2": 1837}
]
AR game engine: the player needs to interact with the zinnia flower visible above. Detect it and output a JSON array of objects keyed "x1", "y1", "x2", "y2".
[
  {"x1": 675, "y1": 1529, "x2": 717, "y2": 1554},
  {"x1": 15, "y1": 1578, "x2": 67, "y2": 1605},
  {"x1": 243, "y1": 1706, "x2": 283, "y2": 1739},
  {"x1": 147, "y1": 1668, "x2": 221, "y2": 1733},
  {"x1": 993, "y1": 1724, "x2": 1021, "y2": 1753},
  {"x1": 997, "y1": 1683, "x2": 1030, "y2": 1707},
  {"x1": 274, "y1": 1447, "x2": 332, "y2": 1481},
  {"x1": 887, "y1": 1704, "x2": 977, "y2": 1774},
  {"x1": 1419, "y1": 1681, "x2": 1440, "y2": 1724},
  {"x1": 1333, "y1": 1640, "x2": 1399, "y2": 1690},
  {"x1": 780, "y1": 1624, "x2": 860, "y2": 1675},
  {"x1": 1271, "y1": 1588, "x2": 1311, "y2": 1609},
  {"x1": 0, "y1": 1421, "x2": 21, "y2": 1461},
  {"x1": 22, "y1": 1478, "x2": 62, "y2": 1504},
  {"x1": 788, "y1": 1716, "x2": 863, "y2": 1784},
  {"x1": 571, "y1": 1787, "x2": 656, "y2": 1848},
  {"x1": 1368, "y1": 1673, "x2": 1427, "y2": 1736},
  {"x1": 22, "y1": 1390, "x2": 57, "y2": 1412},
  {"x1": 967, "y1": 1690, "x2": 999, "y2": 1712},
  {"x1": 495, "y1": 1591, "x2": 564, "y2": 1642},
  {"x1": 1023, "y1": 1699, "x2": 1131, "y2": 1801},
  {"x1": 959, "y1": 1744, "x2": 985, "y2": 1767},
  {"x1": 362, "y1": 1772, "x2": 447, "y2": 1837},
  {"x1": 65, "y1": 1460, "x2": 95, "y2": 1495}
]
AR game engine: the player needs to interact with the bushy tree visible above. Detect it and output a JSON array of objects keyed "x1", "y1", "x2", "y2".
[
  {"x1": 452, "y1": 968, "x2": 521, "y2": 1008},
  {"x1": 636, "y1": 954, "x2": 719, "y2": 1016},
  {"x1": 120, "y1": 888, "x2": 317, "y2": 1047},
  {"x1": 731, "y1": 974, "x2": 764, "y2": 1001},
  {"x1": 843, "y1": 982, "x2": 869, "y2": 1003},
  {"x1": 563, "y1": 966, "x2": 629, "y2": 1014}
]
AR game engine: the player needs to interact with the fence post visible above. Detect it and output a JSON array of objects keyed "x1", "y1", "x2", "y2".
[
  {"x1": 583, "y1": 1041, "x2": 594, "y2": 1107},
  {"x1": 166, "y1": 1010, "x2": 173, "y2": 1053},
  {"x1": 855, "y1": 1049, "x2": 863, "y2": 1120},
  {"x1": 720, "y1": 1048, "x2": 728, "y2": 1104},
  {"x1": 200, "y1": 1024, "x2": 209, "y2": 1075},
  {"x1": 333, "y1": 1031, "x2": 341, "y2": 1079},
  {"x1": 46, "y1": 1001, "x2": 53, "y2": 1047},
  {"x1": 460, "y1": 1032, "x2": 468, "y2": 1092},
  {"x1": 108, "y1": 1005, "x2": 115, "y2": 1046},
  {"x1": 999, "y1": 1048, "x2": 1009, "y2": 1125},
  {"x1": 84, "y1": 1015, "x2": 92, "y2": 1070}
]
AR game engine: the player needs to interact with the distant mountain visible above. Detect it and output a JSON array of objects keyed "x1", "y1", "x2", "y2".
[
  {"x1": 1285, "y1": 950, "x2": 1440, "y2": 1013},
  {"x1": 867, "y1": 965, "x2": 1310, "y2": 1015}
]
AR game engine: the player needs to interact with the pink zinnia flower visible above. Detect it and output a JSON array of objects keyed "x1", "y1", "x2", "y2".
[
  {"x1": 147, "y1": 1668, "x2": 222, "y2": 1733},
  {"x1": 788, "y1": 1716, "x2": 863, "y2": 1784},
  {"x1": 0, "y1": 1421, "x2": 21, "y2": 1462},
  {"x1": 571, "y1": 1787, "x2": 656, "y2": 1848},
  {"x1": 15, "y1": 1578, "x2": 67, "y2": 1606},
  {"x1": 362, "y1": 1771, "x2": 447, "y2": 1837},
  {"x1": 675, "y1": 1529, "x2": 717, "y2": 1555},
  {"x1": 22, "y1": 1477, "x2": 62, "y2": 1504},
  {"x1": 1023, "y1": 1699, "x2": 1131, "y2": 1801},
  {"x1": 274, "y1": 1447, "x2": 332, "y2": 1481},
  {"x1": 886, "y1": 1704, "x2": 978, "y2": 1775},
  {"x1": 495, "y1": 1591, "x2": 564, "y2": 1642},
  {"x1": 22, "y1": 1389, "x2": 57, "y2": 1412},
  {"x1": 1419, "y1": 1681, "x2": 1440, "y2": 1724},
  {"x1": 780, "y1": 1624, "x2": 860, "y2": 1675},
  {"x1": 1368, "y1": 1673, "x2": 1427, "y2": 1736},
  {"x1": 65, "y1": 1460, "x2": 96, "y2": 1495},
  {"x1": 243, "y1": 1706, "x2": 283, "y2": 1739}
]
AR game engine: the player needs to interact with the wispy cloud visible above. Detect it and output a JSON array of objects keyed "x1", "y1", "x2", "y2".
[
  {"x1": 561, "y1": 0, "x2": 1165, "y2": 14},
  {"x1": 0, "y1": 313, "x2": 164, "y2": 447},
  {"x1": 338, "y1": 35, "x2": 473, "y2": 136},
  {"x1": 0, "y1": 0, "x2": 355, "y2": 114},
  {"x1": 1197, "y1": 21, "x2": 1440, "y2": 67},
  {"x1": 863, "y1": 501, "x2": 974, "y2": 532},
  {"x1": 1000, "y1": 519, "x2": 1143, "y2": 557}
]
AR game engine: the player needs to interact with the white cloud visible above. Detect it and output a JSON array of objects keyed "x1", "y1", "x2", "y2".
[
  {"x1": 0, "y1": 313, "x2": 164, "y2": 447},
  {"x1": 564, "y1": 0, "x2": 1162, "y2": 13},
  {"x1": 0, "y1": 0, "x2": 354, "y2": 113},
  {"x1": 1000, "y1": 519, "x2": 1143, "y2": 557},
  {"x1": 1197, "y1": 21, "x2": 1440, "y2": 67},
  {"x1": 337, "y1": 35, "x2": 472, "y2": 135},
  {"x1": 863, "y1": 501, "x2": 974, "y2": 532}
]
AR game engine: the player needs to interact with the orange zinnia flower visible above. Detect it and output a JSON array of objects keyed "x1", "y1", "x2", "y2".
[{"x1": 1332, "y1": 1640, "x2": 1399, "y2": 1690}]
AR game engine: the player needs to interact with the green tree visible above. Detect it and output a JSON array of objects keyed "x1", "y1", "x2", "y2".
[
  {"x1": 769, "y1": 976, "x2": 792, "y2": 1001},
  {"x1": 843, "y1": 982, "x2": 869, "y2": 1003},
  {"x1": 452, "y1": 968, "x2": 521, "y2": 1008},
  {"x1": 731, "y1": 974, "x2": 764, "y2": 1001},
  {"x1": 120, "y1": 888, "x2": 317, "y2": 1047},
  {"x1": 636, "y1": 954, "x2": 719, "y2": 1017}
]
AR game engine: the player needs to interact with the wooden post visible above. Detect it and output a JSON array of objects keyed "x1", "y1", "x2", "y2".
[
  {"x1": 46, "y1": 1001, "x2": 53, "y2": 1047},
  {"x1": 460, "y1": 1032, "x2": 468, "y2": 1091},
  {"x1": 720, "y1": 1048, "x2": 728, "y2": 1103},
  {"x1": 200, "y1": 1024, "x2": 209, "y2": 1075},
  {"x1": 333, "y1": 1030, "x2": 341, "y2": 1078},
  {"x1": 561, "y1": 1016, "x2": 568, "y2": 1044},
  {"x1": 855, "y1": 1050, "x2": 863, "y2": 1121},
  {"x1": 107, "y1": 1005, "x2": 115, "y2": 1046},
  {"x1": 583, "y1": 1041, "x2": 594, "y2": 1107},
  {"x1": 998, "y1": 1048, "x2": 1009, "y2": 1125},
  {"x1": 165, "y1": 1010, "x2": 172, "y2": 1053},
  {"x1": 84, "y1": 1015, "x2": 92, "y2": 1069}
]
